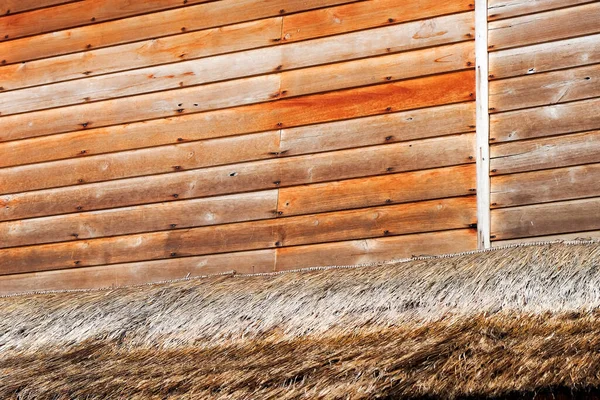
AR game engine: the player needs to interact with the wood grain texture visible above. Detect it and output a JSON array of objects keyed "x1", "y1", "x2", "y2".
[
  {"x1": 281, "y1": 0, "x2": 473, "y2": 42},
  {"x1": 0, "y1": 197, "x2": 477, "y2": 275},
  {"x1": 490, "y1": 97, "x2": 600, "y2": 142},
  {"x1": 0, "y1": 250, "x2": 276, "y2": 295},
  {"x1": 489, "y1": 33, "x2": 600, "y2": 80},
  {"x1": 489, "y1": 63, "x2": 600, "y2": 113},
  {"x1": 487, "y1": 0, "x2": 595, "y2": 20},
  {"x1": 278, "y1": 164, "x2": 475, "y2": 216},
  {"x1": 0, "y1": 191, "x2": 278, "y2": 249},
  {"x1": 275, "y1": 229, "x2": 476, "y2": 271},
  {"x1": 491, "y1": 163, "x2": 600, "y2": 208},
  {"x1": 491, "y1": 197, "x2": 600, "y2": 240},
  {"x1": 0, "y1": 0, "x2": 80, "y2": 15},
  {"x1": 493, "y1": 230, "x2": 600, "y2": 246},
  {"x1": 490, "y1": 130, "x2": 600, "y2": 175},
  {"x1": 488, "y1": 2, "x2": 600, "y2": 51},
  {"x1": 0, "y1": 133, "x2": 476, "y2": 222}
]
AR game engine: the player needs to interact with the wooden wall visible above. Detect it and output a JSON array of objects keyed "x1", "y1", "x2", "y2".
[
  {"x1": 488, "y1": 0, "x2": 600, "y2": 245},
  {"x1": 0, "y1": 0, "x2": 477, "y2": 293}
]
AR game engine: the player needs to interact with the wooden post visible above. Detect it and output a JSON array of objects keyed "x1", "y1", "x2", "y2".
[{"x1": 475, "y1": 0, "x2": 491, "y2": 249}]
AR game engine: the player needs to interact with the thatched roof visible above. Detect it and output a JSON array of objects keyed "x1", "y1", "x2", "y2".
[{"x1": 2, "y1": 241, "x2": 600, "y2": 399}]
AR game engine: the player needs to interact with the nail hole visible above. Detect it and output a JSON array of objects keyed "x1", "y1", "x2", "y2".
[
  {"x1": 229, "y1": 172, "x2": 237, "y2": 177},
  {"x1": 173, "y1": 194, "x2": 179, "y2": 198}
]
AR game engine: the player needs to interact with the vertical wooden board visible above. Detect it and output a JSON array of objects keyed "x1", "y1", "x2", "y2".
[
  {"x1": 0, "y1": 250, "x2": 276, "y2": 296},
  {"x1": 489, "y1": 33, "x2": 600, "y2": 80},
  {"x1": 0, "y1": 190, "x2": 278, "y2": 249},
  {"x1": 275, "y1": 229, "x2": 477, "y2": 271},
  {"x1": 490, "y1": 97, "x2": 600, "y2": 142},
  {"x1": 487, "y1": 0, "x2": 595, "y2": 20},
  {"x1": 491, "y1": 163, "x2": 600, "y2": 208},
  {"x1": 488, "y1": 2, "x2": 600, "y2": 51},
  {"x1": 281, "y1": 0, "x2": 473, "y2": 42},
  {"x1": 0, "y1": 0, "x2": 81, "y2": 15},
  {"x1": 491, "y1": 197, "x2": 600, "y2": 240},
  {"x1": 0, "y1": 131, "x2": 280, "y2": 194},
  {"x1": 277, "y1": 165, "x2": 476, "y2": 217},
  {"x1": 0, "y1": 133, "x2": 475, "y2": 222}
]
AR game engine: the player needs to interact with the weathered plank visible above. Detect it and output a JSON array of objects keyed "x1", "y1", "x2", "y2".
[
  {"x1": 493, "y1": 231, "x2": 600, "y2": 246},
  {"x1": 489, "y1": 63, "x2": 600, "y2": 113},
  {"x1": 488, "y1": 0, "x2": 595, "y2": 20},
  {"x1": 491, "y1": 197, "x2": 600, "y2": 240},
  {"x1": 0, "y1": 131, "x2": 280, "y2": 194},
  {"x1": 0, "y1": 133, "x2": 476, "y2": 221},
  {"x1": 276, "y1": 229, "x2": 477, "y2": 271},
  {"x1": 489, "y1": 33, "x2": 600, "y2": 80},
  {"x1": 278, "y1": 165, "x2": 476, "y2": 217},
  {"x1": 0, "y1": 0, "x2": 80, "y2": 16},
  {"x1": 490, "y1": 130, "x2": 600, "y2": 175},
  {"x1": 0, "y1": 250, "x2": 276, "y2": 295},
  {"x1": 0, "y1": 191, "x2": 278, "y2": 249},
  {"x1": 488, "y1": 2, "x2": 600, "y2": 51},
  {"x1": 0, "y1": 69, "x2": 475, "y2": 143},
  {"x1": 491, "y1": 163, "x2": 600, "y2": 208},
  {"x1": 281, "y1": 0, "x2": 473, "y2": 42},
  {"x1": 1, "y1": 41, "x2": 473, "y2": 116},
  {"x1": 0, "y1": 197, "x2": 477, "y2": 275},
  {"x1": 490, "y1": 97, "x2": 600, "y2": 142}
]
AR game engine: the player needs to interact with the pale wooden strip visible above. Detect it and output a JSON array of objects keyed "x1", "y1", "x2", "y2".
[
  {"x1": 0, "y1": 197, "x2": 477, "y2": 275},
  {"x1": 0, "y1": 133, "x2": 476, "y2": 222},
  {"x1": 0, "y1": 0, "x2": 80, "y2": 15},
  {"x1": 278, "y1": 165, "x2": 475, "y2": 216},
  {"x1": 491, "y1": 163, "x2": 600, "y2": 208},
  {"x1": 490, "y1": 97, "x2": 600, "y2": 142},
  {"x1": 489, "y1": 63, "x2": 600, "y2": 113},
  {"x1": 487, "y1": 0, "x2": 595, "y2": 20},
  {"x1": 276, "y1": 229, "x2": 477, "y2": 271},
  {"x1": 489, "y1": 33, "x2": 600, "y2": 80},
  {"x1": 488, "y1": 2, "x2": 600, "y2": 51},
  {"x1": 491, "y1": 197, "x2": 600, "y2": 240},
  {"x1": 281, "y1": 0, "x2": 473, "y2": 42},
  {"x1": 0, "y1": 190, "x2": 278, "y2": 249},
  {"x1": 0, "y1": 250, "x2": 276, "y2": 295},
  {"x1": 493, "y1": 231, "x2": 600, "y2": 246}
]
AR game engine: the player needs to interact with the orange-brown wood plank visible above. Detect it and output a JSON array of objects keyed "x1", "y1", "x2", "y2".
[
  {"x1": 491, "y1": 163, "x2": 600, "y2": 208},
  {"x1": 487, "y1": 0, "x2": 595, "y2": 20},
  {"x1": 490, "y1": 97, "x2": 600, "y2": 143},
  {"x1": 277, "y1": 165, "x2": 476, "y2": 217},
  {"x1": 0, "y1": 250, "x2": 276, "y2": 295},
  {"x1": 0, "y1": 133, "x2": 476, "y2": 222},
  {"x1": 0, "y1": 0, "x2": 81, "y2": 16},
  {"x1": 276, "y1": 229, "x2": 476, "y2": 271},
  {"x1": 281, "y1": 0, "x2": 473, "y2": 42},
  {"x1": 489, "y1": 33, "x2": 600, "y2": 80},
  {"x1": 488, "y1": 2, "x2": 600, "y2": 51},
  {"x1": 491, "y1": 197, "x2": 600, "y2": 240},
  {"x1": 0, "y1": 191, "x2": 278, "y2": 249},
  {"x1": 490, "y1": 130, "x2": 600, "y2": 175},
  {"x1": 0, "y1": 196, "x2": 477, "y2": 275},
  {"x1": 489, "y1": 63, "x2": 600, "y2": 113}
]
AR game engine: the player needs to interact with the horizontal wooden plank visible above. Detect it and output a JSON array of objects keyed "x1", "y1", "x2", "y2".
[
  {"x1": 488, "y1": 2, "x2": 600, "y2": 51},
  {"x1": 0, "y1": 133, "x2": 476, "y2": 222},
  {"x1": 0, "y1": 69, "x2": 475, "y2": 143},
  {"x1": 490, "y1": 97, "x2": 600, "y2": 142},
  {"x1": 278, "y1": 164, "x2": 476, "y2": 216},
  {"x1": 0, "y1": 0, "x2": 80, "y2": 15},
  {"x1": 1, "y1": 40, "x2": 474, "y2": 116},
  {"x1": 0, "y1": 131, "x2": 280, "y2": 194},
  {"x1": 493, "y1": 231, "x2": 600, "y2": 246},
  {"x1": 0, "y1": 196, "x2": 477, "y2": 275},
  {"x1": 0, "y1": 249, "x2": 276, "y2": 295},
  {"x1": 491, "y1": 163, "x2": 600, "y2": 208},
  {"x1": 0, "y1": 190, "x2": 278, "y2": 249},
  {"x1": 276, "y1": 229, "x2": 476, "y2": 271},
  {"x1": 487, "y1": 0, "x2": 595, "y2": 20},
  {"x1": 491, "y1": 197, "x2": 600, "y2": 240},
  {"x1": 489, "y1": 33, "x2": 600, "y2": 80},
  {"x1": 281, "y1": 0, "x2": 473, "y2": 42},
  {"x1": 489, "y1": 63, "x2": 600, "y2": 113},
  {"x1": 0, "y1": 0, "x2": 353, "y2": 65},
  {"x1": 490, "y1": 130, "x2": 600, "y2": 175}
]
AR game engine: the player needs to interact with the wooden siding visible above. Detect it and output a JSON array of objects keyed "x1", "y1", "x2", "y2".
[
  {"x1": 488, "y1": 0, "x2": 600, "y2": 244},
  {"x1": 0, "y1": 0, "x2": 477, "y2": 293}
]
